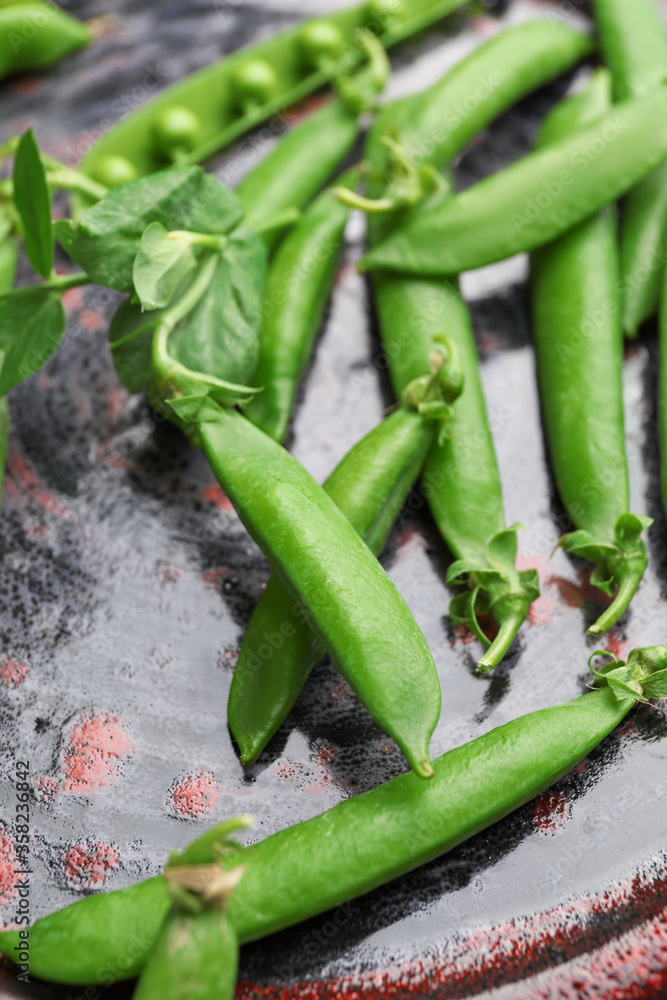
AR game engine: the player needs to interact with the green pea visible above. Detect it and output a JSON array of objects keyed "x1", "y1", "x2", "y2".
[
  {"x1": 90, "y1": 154, "x2": 138, "y2": 189},
  {"x1": 72, "y1": 0, "x2": 468, "y2": 213},
  {"x1": 299, "y1": 20, "x2": 345, "y2": 69},
  {"x1": 232, "y1": 58, "x2": 279, "y2": 112},
  {"x1": 152, "y1": 105, "x2": 202, "y2": 158}
]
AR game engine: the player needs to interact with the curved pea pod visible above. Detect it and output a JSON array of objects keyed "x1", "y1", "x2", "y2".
[
  {"x1": 74, "y1": 0, "x2": 468, "y2": 211},
  {"x1": 171, "y1": 396, "x2": 442, "y2": 779},
  {"x1": 530, "y1": 71, "x2": 651, "y2": 636},
  {"x1": 5, "y1": 646, "x2": 667, "y2": 986},
  {"x1": 363, "y1": 18, "x2": 593, "y2": 244},
  {"x1": 0, "y1": 817, "x2": 248, "y2": 985},
  {"x1": 359, "y1": 86, "x2": 667, "y2": 276},
  {"x1": 229, "y1": 405, "x2": 438, "y2": 764},
  {"x1": 0, "y1": 3, "x2": 90, "y2": 80},
  {"x1": 593, "y1": 0, "x2": 667, "y2": 335},
  {"x1": 242, "y1": 168, "x2": 357, "y2": 441},
  {"x1": 372, "y1": 272, "x2": 538, "y2": 671}
]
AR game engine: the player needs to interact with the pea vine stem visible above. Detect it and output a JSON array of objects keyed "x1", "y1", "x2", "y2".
[{"x1": 152, "y1": 253, "x2": 219, "y2": 384}]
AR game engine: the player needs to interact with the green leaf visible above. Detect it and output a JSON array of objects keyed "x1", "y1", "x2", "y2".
[
  {"x1": 614, "y1": 512, "x2": 653, "y2": 551},
  {"x1": 13, "y1": 129, "x2": 53, "y2": 279},
  {"x1": 0, "y1": 287, "x2": 65, "y2": 394},
  {"x1": 518, "y1": 568, "x2": 541, "y2": 602},
  {"x1": 108, "y1": 296, "x2": 159, "y2": 394},
  {"x1": 133, "y1": 222, "x2": 198, "y2": 311},
  {"x1": 55, "y1": 166, "x2": 244, "y2": 292},
  {"x1": 487, "y1": 523, "x2": 522, "y2": 571},
  {"x1": 449, "y1": 587, "x2": 491, "y2": 647},
  {"x1": 643, "y1": 668, "x2": 667, "y2": 700},
  {"x1": 560, "y1": 529, "x2": 617, "y2": 565},
  {"x1": 168, "y1": 229, "x2": 266, "y2": 387},
  {"x1": 590, "y1": 563, "x2": 615, "y2": 596}
]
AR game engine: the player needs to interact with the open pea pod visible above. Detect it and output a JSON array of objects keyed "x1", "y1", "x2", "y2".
[{"x1": 73, "y1": 0, "x2": 467, "y2": 212}]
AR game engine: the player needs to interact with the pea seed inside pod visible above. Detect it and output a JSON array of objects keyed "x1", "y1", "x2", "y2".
[
  {"x1": 90, "y1": 154, "x2": 138, "y2": 188},
  {"x1": 232, "y1": 58, "x2": 280, "y2": 113},
  {"x1": 152, "y1": 105, "x2": 202, "y2": 157},
  {"x1": 299, "y1": 20, "x2": 345, "y2": 70}
]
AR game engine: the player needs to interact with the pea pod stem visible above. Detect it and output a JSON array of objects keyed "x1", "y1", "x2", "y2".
[
  {"x1": 530, "y1": 71, "x2": 650, "y2": 636},
  {"x1": 587, "y1": 558, "x2": 649, "y2": 637},
  {"x1": 5, "y1": 645, "x2": 666, "y2": 985}
]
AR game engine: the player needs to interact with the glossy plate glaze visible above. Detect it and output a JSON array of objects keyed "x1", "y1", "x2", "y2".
[{"x1": 0, "y1": 1, "x2": 666, "y2": 998}]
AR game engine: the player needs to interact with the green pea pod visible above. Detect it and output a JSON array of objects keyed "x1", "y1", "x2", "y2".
[
  {"x1": 5, "y1": 645, "x2": 666, "y2": 985},
  {"x1": 362, "y1": 18, "x2": 593, "y2": 244},
  {"x1": 229, "y1": 405, "x2": 437, "y2": 764},
  {"x1": 74, "y1": 0, "x2": 468, "y2": 211},
  {"x1": 359, "y1": 86, "x2": 667, "y2": 276},
  {"x1": 172, "y1": 396, "x2": 441, "y2": 779},
  {"x1": 242, "y1": 168, "x2": 357, "y2": 441},
  {"x1": 134, "y1": 904, "x2": 239, "y2": 1000},
  {"x1": 0, "y1": 817, "x2": 247, "y2": 985},
  {"x1": 530, "y1": 71, "x2": 651, "y2": 636},
  {"x1": 593, "y1": 0, "x2": 667, "y2": 335},
  {"x1": 0, "y1": 3, "x2": 90, "y2": 80},
  {"x1": 373, "y1": 272, "x2": 538, "y2": 670},
  {"x1": 235, "y1": 103, "x2": 360, "y2": 253}
]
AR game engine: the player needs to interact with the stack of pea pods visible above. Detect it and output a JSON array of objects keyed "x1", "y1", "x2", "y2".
[{"x1": 2, "y1": 0, "x2": 667, "y2": 995}]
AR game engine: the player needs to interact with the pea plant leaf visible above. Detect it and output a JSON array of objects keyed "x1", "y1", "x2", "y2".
[
  {"x1": 168, "y1": 229, "x2": 267, "y2": 388},
  {"x1": 108, "y1": 296, "x2": 160, "y2": 394},
  {"x1": 55, "y1": 166, "x2": 244, "y2": 292},
  {"x1": 0, "y1": 287, "x2": 66, "y2": 394},
  {"x1": 133, "y1": 222, "x2": 198, "y2": 311},
  {"x1": 13, "y1": 129, "x2": 53, "y2": 279}
]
